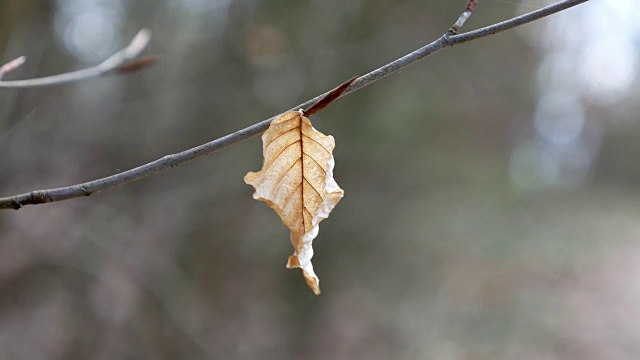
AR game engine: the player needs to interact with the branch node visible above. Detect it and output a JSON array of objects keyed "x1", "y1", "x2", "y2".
[
  {"x1": 10, "y1": 199, "x2": 22, "y2": 210},
  {"x1": 30, "y1": 190, "x2": 49, "y2": 204},
  {"x1": 79, "y1": 185, "x2": 91, "y2": 196},
  {"x1": 449, "y1": 10, "x2": 473, "y2": 34}
]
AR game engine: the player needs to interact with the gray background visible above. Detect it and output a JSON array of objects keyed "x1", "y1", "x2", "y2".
[{"x1": 1, "y1": 0, "x2": 639, "y2": 359}]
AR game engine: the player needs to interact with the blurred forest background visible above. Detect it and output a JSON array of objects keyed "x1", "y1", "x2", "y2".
[{"x1": 1, "y1": 0, "x2": 639, "y2": 359}]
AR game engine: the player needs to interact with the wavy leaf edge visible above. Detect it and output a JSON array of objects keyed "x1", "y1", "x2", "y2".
[{"x1": 244, "y1": 111, "x2": 344, "y2": 295}]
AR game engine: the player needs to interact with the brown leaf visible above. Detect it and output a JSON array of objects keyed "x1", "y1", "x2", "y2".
[
  {"x1": 304, "y1": 76, "x2": 357, "y2": 116},
  {"x1": 113, "y1": 55, "x2": 160, "y2": 74},
  {"x1": 244, "y1": 111, "x2": 344, "y2": 295}
]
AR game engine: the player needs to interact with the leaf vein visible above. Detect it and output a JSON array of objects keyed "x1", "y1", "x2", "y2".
[
  {"x1": 282, "y1": 183, "x2": 302, "y2": 209},
  {"x1": 262, "y1": 139, "x2": 301, "y2": 174},
  {"x1": 263, "y1": 127, "x2": 298, "y2": 152},
  {"x1": 303, "y1": 153, "x2": 327, "y2": 173},
  {"x1": 272, "y1": 158, "x2": 301, "y2": 194},
  {"x1": 302, "y1": 133, "x2": 331, "y2": 155},
  {"x1": 303, "y1": 177, "x2": 322, "y2": 199}
]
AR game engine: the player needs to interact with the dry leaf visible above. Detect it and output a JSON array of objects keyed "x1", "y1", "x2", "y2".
[{"x1": 245, "y1": 110, "x2": 344, "y2": 295}]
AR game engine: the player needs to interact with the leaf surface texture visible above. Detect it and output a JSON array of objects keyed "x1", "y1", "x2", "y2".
[{"x1": 244, "y1": 111, "x2": 343, "y2": 295}]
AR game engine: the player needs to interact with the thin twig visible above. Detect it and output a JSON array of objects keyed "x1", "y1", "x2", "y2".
[
  {"x1": 0, "y1": 56, "x2": 27, "y2": 80},
  {"x1": 0, "y1": 0, "x2": 590, "y2": 210},
  {"x1": 450, "y1": 0, "x2": 480, "y2": 34},
  {"x1": 0, "y1": 29, "x2": 153, "y2": 88}
]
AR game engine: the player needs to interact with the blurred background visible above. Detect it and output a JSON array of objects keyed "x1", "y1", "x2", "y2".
[{"x1": 0, "y1": 0, "x2": 638, "y2": 358}]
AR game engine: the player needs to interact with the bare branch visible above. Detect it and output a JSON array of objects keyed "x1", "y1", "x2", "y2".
[
  {"x1": 0, "y1": 29, "x2": 153, "y2": 89},
  {"x1": 0, "y1": 0, "x2": 590, "y2": 210},
  {"x1": 0, "y1": 56, "x2": 27, "y2": 80}
]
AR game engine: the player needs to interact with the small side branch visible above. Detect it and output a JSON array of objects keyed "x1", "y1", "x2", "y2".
[
  {"x1": 0, "y1": 29, "x2": 155, "y2": 88},
  {"x1": 449, "y1": 0, "x2": 479, "y2": 34},
  {"x1": 0, "y1": 56, "x2": 26, "y2": 80},
  {"x1": 0, "y1": 0, "x2": 590, "y2": 210}
]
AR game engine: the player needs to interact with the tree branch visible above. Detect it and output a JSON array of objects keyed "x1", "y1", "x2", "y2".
[
  {"x1": 0, "y1": 0, "x2": 590, "y2": 210},
  {"x1": 0, "y1": 29, "x2": 154, "y2": 88}
]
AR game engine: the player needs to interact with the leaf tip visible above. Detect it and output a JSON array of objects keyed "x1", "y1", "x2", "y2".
[
  {"x1": 307, "y1": 277, "x2": 321, "y2": 295},
  {"x1": 287, "y1": 255, "x2": 321, "y2": 295}
]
